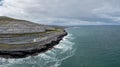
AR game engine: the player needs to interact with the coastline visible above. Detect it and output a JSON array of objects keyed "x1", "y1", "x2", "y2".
[
  {"x1": 0, "y1": 17, "x2": 68, "y2": 58},
  {"x1": 0, "y1": 30, "x2": 67, "y2": 58}
]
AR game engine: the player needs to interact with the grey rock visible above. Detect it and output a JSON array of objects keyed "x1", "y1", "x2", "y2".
[{"x1": 0, "y1": 16, "x2": 67, "y2": 58}]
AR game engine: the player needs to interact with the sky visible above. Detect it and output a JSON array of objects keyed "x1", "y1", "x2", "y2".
[{"x1": 0, "y1": 0, "x2": 120, "y2": 25}]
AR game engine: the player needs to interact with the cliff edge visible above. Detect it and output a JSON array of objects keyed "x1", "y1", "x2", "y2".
[{"x1": 0, "y1": 16, "x2": 67, "y2": 58}]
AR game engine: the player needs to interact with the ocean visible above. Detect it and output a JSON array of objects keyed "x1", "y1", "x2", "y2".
[{"x1": 0, "y1": 25, "x2": 120, "y2": 67}]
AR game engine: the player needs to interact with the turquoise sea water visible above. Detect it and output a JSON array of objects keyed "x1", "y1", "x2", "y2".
[
  {"x1": 0, "y1": 25, "x2": 120, "y2": 67},
  {"x1": 60, "y1": 25, "x2": 120, "y2": 67}
]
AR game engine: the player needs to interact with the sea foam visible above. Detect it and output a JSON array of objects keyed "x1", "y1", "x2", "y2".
[{"x1": 0, "y1": 33, "x2": 75, "y2": 67}]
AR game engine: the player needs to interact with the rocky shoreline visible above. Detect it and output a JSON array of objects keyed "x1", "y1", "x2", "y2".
[
  {"x1": 0, "y1": 30, "x2": 67, "y2": 58},
  {"x1": 0, "y1": 16, "x2": 68, "y2": 58}
]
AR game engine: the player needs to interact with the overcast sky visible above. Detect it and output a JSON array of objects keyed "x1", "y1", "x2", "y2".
[{"x1": 0, "y1": 0, "x2": 120, "y2": 25}]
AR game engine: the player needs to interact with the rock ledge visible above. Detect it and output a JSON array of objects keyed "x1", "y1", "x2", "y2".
[{"x1": 0, "y1": 17, "x2": 67, "y2": 58}]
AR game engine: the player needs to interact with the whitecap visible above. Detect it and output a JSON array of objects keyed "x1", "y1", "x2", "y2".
[{"x1": 0, "y1": 33, "x2": 75, "y2": 67}]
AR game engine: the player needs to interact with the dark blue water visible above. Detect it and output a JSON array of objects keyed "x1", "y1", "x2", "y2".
[{"x1": 60, "y1": 25, "x2": 120, "y2": 67}]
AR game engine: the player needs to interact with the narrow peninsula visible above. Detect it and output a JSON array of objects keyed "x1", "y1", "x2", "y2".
[{"x1": 0, "y1": 16, "x2": 67, "y2": 58}]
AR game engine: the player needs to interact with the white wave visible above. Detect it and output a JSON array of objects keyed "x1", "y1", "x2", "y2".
[{"x1": 0, "y1": 33, "x2": 75, "y2": 67}]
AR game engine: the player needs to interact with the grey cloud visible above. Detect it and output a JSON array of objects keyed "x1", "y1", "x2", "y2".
[{"x1": 0, "y1": 0, "x2": 120, "y2": 25}]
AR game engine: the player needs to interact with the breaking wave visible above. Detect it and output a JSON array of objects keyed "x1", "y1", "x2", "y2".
[{"x1": 0, "y1": 33, "x2": 75, "y2": 67}]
